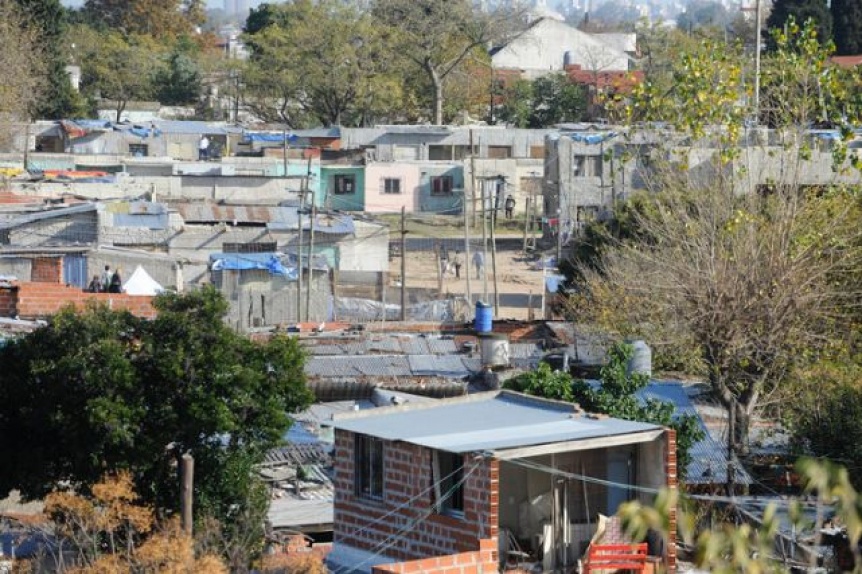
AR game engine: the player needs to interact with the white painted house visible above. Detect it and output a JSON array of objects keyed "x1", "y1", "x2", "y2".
[{"x1": 491, "y1": 18, "x2": 633, "y2": 79}]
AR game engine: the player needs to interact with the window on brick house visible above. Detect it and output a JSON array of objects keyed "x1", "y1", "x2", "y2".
[
  {"x1": 382, "y1": 177, "x2": 401, "y2": 194},
  {"x1": 433, "y1": 450, "x2": 464, "y2": 516},
  {"x1": 430, "y1": 175, "x2": 454, "y2": 195},
  {"x1": 334, "y1": 174, "x2": 356, "y2": 195},
  {"x1": 356, "y1": 434, "x2": 384, "y2": 499}
]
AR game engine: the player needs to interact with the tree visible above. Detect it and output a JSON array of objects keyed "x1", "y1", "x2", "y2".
[
  {"x1": 82, "y1": 0, "x2": 203, "y2": 39},
  {"x1": 371, "y1": 0, "x2": 526, "y2": 125},
  {"x1": 154, "y1": 37, "x2": 203, "y2": 106},
  {"x1": 43, "y1": 472, "x2": 228, "y2": 573},
  {"x1": 676, "y1": 0, "x2": 730, "y2": 32},
  {"x1": 15, "y1": 0, "x2": 83, "y2": 119},
  {"x1": 497, "y1": 74, "x2": 586, "y2": 128},
  {"x1": 831, "y1": 0, "x2": 862, "y2": 55},
  {"x1": 0, "y1": 287, "x2": 312, "y2": 532},
  {"x1": 0, "y1": 0, "x2": 46, "y2": 142},
  {"x1": 572, "y1": 20, "x2": 862, "y2": 459},
  {"x1": 242, "y1": 0, "x2": 403, "y2": 127},
  {"x1": 70, "y1": 27, "x2": 164, "y2": 121},
  {"x1": 504, "y1": 343, "x2": 704, "y2": 479},
  {"x1": 766, "y1": 0, "x2": 832, "y2": 49}
]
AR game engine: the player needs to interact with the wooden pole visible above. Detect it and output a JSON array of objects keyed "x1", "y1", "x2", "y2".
[
  {"x1": 181, "y1": 453, "x2": 194, "y2": 536},
  {"x1": 400, "y1": 206, "x2": 406, "y2": 321},
  {"x1": 470, "y1": 132, "x2": 478, "y2": 228},
  {"x1": 490, "y1": 181, "x2": 500, "y2": 316},
  {"x1": 296, "y1": 192, "x2": 304, "y2": 323},
  {"x1": 305, "y1": 204, "x2": 315, "y2": 320},
  {"x1": 522, "y1": 196, "x2": 531, "y2": 253},
  {"x1": 727, "y1": 399, "x2": 736, "y2": 496},
  {"x1": 481, "y1": 179, "x2": 489, "y2": 302}
]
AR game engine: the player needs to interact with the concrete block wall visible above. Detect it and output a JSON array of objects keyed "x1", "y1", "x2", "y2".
[
  {"x1": 371, "y1": 537, "x2": 498, "y2": 573},
  {"x1": 12, "y1": 282, "x2": 156, "y2": 319},
  {"x1": 334, "y1": 429, "x2": 498, "y2": 564}
]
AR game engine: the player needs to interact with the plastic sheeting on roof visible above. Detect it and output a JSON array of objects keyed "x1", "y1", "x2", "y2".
[
  {"x1": 567, "y1": 131, "x2": 618, "y2": 144},
  {"x1": 242, "y1": 132, "x2": 299, "y2": 143},
  {"x1": 209, "y1": 252, "x2": 298, "y2": 279}
]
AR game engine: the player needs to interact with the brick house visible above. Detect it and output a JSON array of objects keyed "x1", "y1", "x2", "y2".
[{"x1": 327, "y1": 390, "x2": 677, "y2": 573}]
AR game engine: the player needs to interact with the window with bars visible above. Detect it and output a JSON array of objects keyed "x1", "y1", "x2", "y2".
[
  {"x1": 356, "y1": 434, "x2": 384, "y2": 499},
  {"x1": 382, "y1": 177, "x2": 401, "y2": 194},
  {"x1": 334, "y1": 174, "x2": 356, "y2": 195},
  {"x1": 430, "y1": 175, "x2": 454, "y2": 195}
]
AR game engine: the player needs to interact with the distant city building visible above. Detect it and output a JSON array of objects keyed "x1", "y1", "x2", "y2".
[{"x1": 223, "y1": 0, "x2": 249, "y2": 17}]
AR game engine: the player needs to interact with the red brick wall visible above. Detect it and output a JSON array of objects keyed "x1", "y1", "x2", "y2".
[
  {"x1": 371, "y1": 537, "x2": 498, "y2": 574},
  {"x1": 12, "y1": 282, "x2": 156, "y2": 319},
  {"x1": 334, "y1": 430, "x2": 498, "y2": 564},
  {"x1": 31, "y1": 257, "x2": 62, "y2": 283},
  {"x1": 0, "y1": 286, "x2": 18, "y2": 317}
]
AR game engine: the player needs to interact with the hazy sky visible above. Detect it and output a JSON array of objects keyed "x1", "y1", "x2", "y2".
[{"x1": 61, "y1": 0, "x2": 268, "y2": 8}]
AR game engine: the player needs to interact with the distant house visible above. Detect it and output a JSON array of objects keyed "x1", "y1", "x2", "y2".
[
  {"x1": 327, "y1": 390, "x2": 677, "y2": 573},
  {"x1": 490, "y1": 18, "x2": 633, "y2": 80}
]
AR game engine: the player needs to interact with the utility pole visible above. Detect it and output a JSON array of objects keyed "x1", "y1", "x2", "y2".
[
  {"x1": 726, "y1": 399, "x2": 737, "y2": 496},
  {"x1": 754, "y1": 0, "x2": 762, "y2": 124},
  {"x1": 400, "y1": 206, "x2": 406, "y2": 321},
  {"x1": 522, "y1": 196, "x2": 531, "y2": 253},
  {"x1": 465, "y1": 131, "x2": 475, "y2": 303},
  {"x1": 180, "y1": 453, "x2": 194, "y2": 536},
  {"x1": 305, "y1": 204, "x2": 315, "y2": 320},
  {"x1": 480, "y1": 179, "x2": 489, "y2": 302},
  {"x1": 490, "y1": 178, "x2": 501, "y2": 315},
  {"x1": 296, "y1": 191, "x2": 304, "y2": 323}
]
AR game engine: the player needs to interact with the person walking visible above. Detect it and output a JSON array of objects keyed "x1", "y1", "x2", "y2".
[
  {"x1": 504, "y1": 194, "x2": 516, "y2": 219},
  {"x1": 198, "y1": 135, "x2": 210, "y2": 160},
  {"x1": 452, "y1": 251, "x2": 462, "y2": 279},
  {"x1": 472, "y1": 250, "x2": 484, "y2": 279}
]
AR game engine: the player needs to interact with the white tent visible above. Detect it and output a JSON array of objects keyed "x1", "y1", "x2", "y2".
[{"x1": 122, "y1": 265, "x2": 164, "y2": 296}]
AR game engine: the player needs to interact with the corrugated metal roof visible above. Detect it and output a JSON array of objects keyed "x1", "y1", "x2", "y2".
[
  {"x1": 0, "y1": 203, "x2": 97, "y2": 231},
  {"x1": 637, "y1": 381, "x2": 752, "y2": 485},
  {"x1": 175, "y1": 204, "x2": 298, "y2": 225},
  {"x1": 331, "y1": 390, "x2": 663, "y2": 454},
  {"x1": 305, "y1": 354, "x2": 474, "y2": 379},
  {"x1": 407, "y1": 355, "x2": 470, "y2": 378}
]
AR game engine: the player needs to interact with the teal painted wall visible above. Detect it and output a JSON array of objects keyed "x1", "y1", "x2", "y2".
[
  {"x1": 321, "y1": 166, "x2": 365, "y2": 211},
  {"x1": 418, "y1": 165, "x2": 463, "y2": 214}
]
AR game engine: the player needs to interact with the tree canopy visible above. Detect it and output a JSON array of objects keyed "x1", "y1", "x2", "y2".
[
  {"x1": 0, "y1": 287, "x2": 312, "y2": 523},
  {"x1": 766, "y1": 0, "x2": 832, "y2": 49},
  {"x1": 496, "y1": 73, "x2": 586, "y2": 128},
  {"x1": 831, "y1": 0, "x2": 862, "y2": 55}
]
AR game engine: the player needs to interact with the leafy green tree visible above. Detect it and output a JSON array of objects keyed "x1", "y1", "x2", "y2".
[
  {"x1": 154, "y1": 37, "x2": 203, "y2": 106},
  {"x1": 766, "y1": 0, "x2": 832, "y2": 49},
  {"x1": 497, "y1": 74, "x2": 586, "y2": 128},
  {"x1": 831, "y1": 0, "x2": 862, "y2": 55},
  {"x1": 505, "y1": 343, "x2": 704, "y2": 479},
  {"x1": 0, "y1": 287, "x2": 312, "y2": 529},
  {"x1": 16, "y1": 0, "x2": 83, "y2": 119},
  {"x1": 82, "y1": 0, "x2": 203, "y2": 39},
  {"x1": 242, "y1": 0, "x2": 402, "y2": 127},
  {"x1": 70, "y1": 26, "x2": 164, "y2": 121},
  {"x1": 0, "y1": 0, "x2": 45, "y2": 138}
]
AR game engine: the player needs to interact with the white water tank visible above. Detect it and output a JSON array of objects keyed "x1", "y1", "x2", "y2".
[
  {"x1": 626, "y1": 339, "x2": 652, "y2": 377},
  {"x1": 479, "y1": 333, "x2": 510, "y2": 367}
]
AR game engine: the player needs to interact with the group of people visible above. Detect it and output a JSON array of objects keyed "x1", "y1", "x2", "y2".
[
  {"x1": 437, "y1": 246, "x2": 489, "y2": 280},
  {"x1": 86, "y1": 265, "x2": 123, "y2": 293}
]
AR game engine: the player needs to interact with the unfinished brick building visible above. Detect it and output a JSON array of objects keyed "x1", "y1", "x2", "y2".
[{"x1": 327, "y1": 390, "x2": 677, "y2": 574}]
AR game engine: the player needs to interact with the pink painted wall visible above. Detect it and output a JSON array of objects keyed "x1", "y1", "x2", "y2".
[{"x1": 363, "y1": 163, "x2": 420, "y2": 213}]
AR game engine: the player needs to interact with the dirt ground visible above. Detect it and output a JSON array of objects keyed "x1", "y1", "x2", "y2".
[{"x1": 400, "y1": 244, "x2": 554, "y2": 321}]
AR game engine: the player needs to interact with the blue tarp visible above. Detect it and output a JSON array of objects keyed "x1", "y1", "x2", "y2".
[
  {"x1": 210, "y1": 252, "x2": 298, "y2": 279},
  {"x1": 242, "y1": 132, "x2": 300, "y2": 143},
  {"x1": 567, "y1": 131, "x2": 618, "y2": 144},
  {"x1": 128, "y1": 126, "x2": 162, "y2": 138}
]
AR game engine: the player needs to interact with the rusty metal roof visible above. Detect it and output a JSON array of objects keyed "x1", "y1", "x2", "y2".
[{"x1": 175, "y1": 203, "x2": 298, "y2": 225}]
